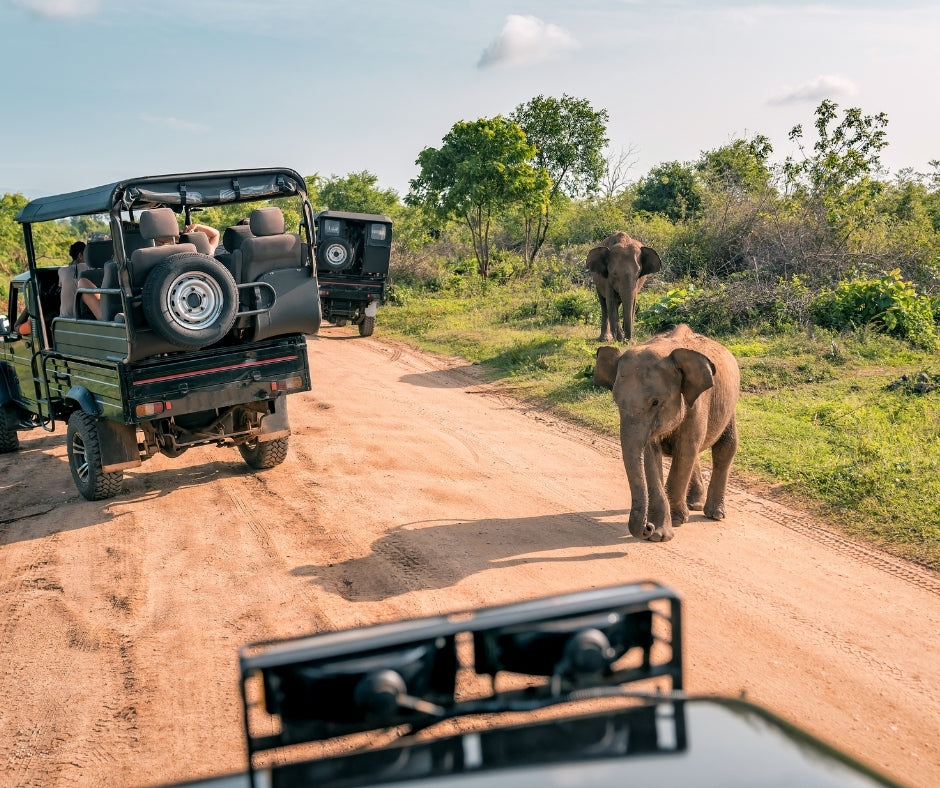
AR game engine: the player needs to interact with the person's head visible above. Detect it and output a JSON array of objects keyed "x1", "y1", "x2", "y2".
[
  {"x1": 154, "y1": 236, "x2": 176, "y2": 247},
  {"x1": 69, "y1": 241, "x2": 86, "y2": 262}
]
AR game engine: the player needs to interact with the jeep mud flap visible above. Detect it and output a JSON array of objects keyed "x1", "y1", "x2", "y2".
[{"x1": 98, "y1": 418, "x2": 142, "y2": 473}]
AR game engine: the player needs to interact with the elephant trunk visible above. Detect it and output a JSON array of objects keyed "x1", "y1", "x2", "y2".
[
  {"x1": 622, "y1": 431, "x2": 654, "y2": 539},
  {"x1": 625, "y1": 293, "x2": 636, "y2": 341}
]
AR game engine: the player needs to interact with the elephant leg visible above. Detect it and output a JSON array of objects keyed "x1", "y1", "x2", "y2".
[
  {"x1": 597, "y1": 289, "x2": 613, "y2": 342},
  {"x1": 665, "y1": 443, "x2": 701, "y2": 527},
  {"x1": 704, "y1": 418, "x2": 738, "y2": 521},
  {"x1": 645, "y1": 442, "x2": 674, "y2": 542},
  {"x1": 687, "y1": 459, "x2": 706, "y2": 510}
]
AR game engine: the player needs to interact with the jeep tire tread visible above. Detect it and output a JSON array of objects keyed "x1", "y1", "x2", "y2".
[
  {"x1": 142, "y1": 252, "x2": 238, "y2": 349},
  {"x1": 358, "y1": 315, "x2": 376, "y2": 337},
  {"x1": 238, "y1": 436, "x2": 289, "y2": 469},
  {"x1": 67, "y1": 411, "x2": 123, "y2": 500},
  {"x1": 0, "y1": 406, "x2": 19, "y2": 453}
]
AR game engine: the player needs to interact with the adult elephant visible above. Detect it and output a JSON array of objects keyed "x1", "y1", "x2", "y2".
[
  {"x1": 592, "y1": 324, "x2": 740, "y2": 543},
  {"x1": 586, "y1": 232, "x2": 662, "y2": 343}
]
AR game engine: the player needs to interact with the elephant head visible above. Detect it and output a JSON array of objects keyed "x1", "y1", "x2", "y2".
[
  {"x1": 586, "y1": 232, "x2": 662, "y2": 343},
  {"x1": 594, "y1": 336, "x2": 718, "y2": 541}
]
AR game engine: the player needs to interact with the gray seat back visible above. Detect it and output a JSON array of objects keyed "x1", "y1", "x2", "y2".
[{"x1": 239, "y1": 207, "x2": 301, "y2": 282}]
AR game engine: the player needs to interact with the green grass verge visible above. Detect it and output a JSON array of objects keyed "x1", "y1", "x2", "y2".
[{"x1": 378, "y1": 284, "x2": 940, "y2": 572}]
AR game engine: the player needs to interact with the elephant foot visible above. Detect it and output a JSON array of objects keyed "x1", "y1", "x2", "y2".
[
  {"x1": 599, "y1": 334, "x2": 614, "y2": 343},
  {"x1": 649, "y1": 523, "x2": 675, "y2": 542},
  {"x1": 628, "y1": 520, "x2": 655, "y2": 539},
  {"x1": 704, "y1": 504, "x2": 726, "y2": 521},
  {"x1": 671, "y1": 508, "x2": 690, "y2": 526},
  {"x1": 686, "y1": 497, "x2": 705, "y2": 511}
]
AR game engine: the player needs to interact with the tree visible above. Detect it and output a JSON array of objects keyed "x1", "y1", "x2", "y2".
[
  {"x1": 697, "y1": 135, "x2": 773, "y2": 196},
  {"x1": 319, "y1": 170, "x2": 400, "y2": 216},
  {"x1": 407, "y1": 116, "x2": 549, "y2": 279},
  {"x1": 634, "y1": 161, "x2": 702, "y2": 222},
  {"x1": 600, "y1": 144, "x2": 640, "y2": 199},
  {"x1": 510, "y1": 94, "x2": 608, "y2": 264}
]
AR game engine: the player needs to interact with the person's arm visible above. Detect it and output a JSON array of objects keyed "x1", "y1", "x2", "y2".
[
  {"x1": 185, "y1": 223, "x2": 220, "y2": 252},
  {"x1": 14, "y1": 308, "x2": 31, "y2": 335}
]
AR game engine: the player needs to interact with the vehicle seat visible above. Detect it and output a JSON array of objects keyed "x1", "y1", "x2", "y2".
[
  {"x1": 128, "y1": 208, "x2": 197, "y2": 289},
  {"x1": 84, "y1": 238, "x2": 113, "y2": 271},
  {"x1": 237, "y1": 207, "x2": 301, "y2": 284},
  {"x1": 179, "y1": 230, "x2": 213, "y2": 255},
  {"x1": 98, "y1": 260, "x2": 122, "y2": 322}
]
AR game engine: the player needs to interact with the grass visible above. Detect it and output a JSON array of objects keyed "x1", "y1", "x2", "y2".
[{"x1": 379, "y1": 281, "x2": 940, "y2": 573}]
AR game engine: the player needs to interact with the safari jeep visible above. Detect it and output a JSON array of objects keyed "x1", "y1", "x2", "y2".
[
  {"x1": 0, "y1": 167, "x2": 321, "y2": 500},
  {"x1": 165, "y1": 581, "x2": 903, "y2": 787},
  {"x1": 313, "y1": 210, "x2": 392, "y2": 336}
]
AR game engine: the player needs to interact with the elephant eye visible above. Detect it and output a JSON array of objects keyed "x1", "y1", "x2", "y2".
[{"x1": 650, "y1": 398, "x2": 660, "y2": 407}]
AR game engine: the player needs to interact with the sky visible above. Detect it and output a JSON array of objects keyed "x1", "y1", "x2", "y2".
[{"x1": 1, "y1": 0, "x2": 938, "y2": 201}]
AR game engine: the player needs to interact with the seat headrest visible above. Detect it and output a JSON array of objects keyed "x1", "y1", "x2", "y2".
[
  {"x1": 139, "y1": 208, "x2": 180, "y2": 242},
  {"x1": 84, "y1": 238, "x2": 113, "y2": 269},
  {"x1": 223, "y1": 224, "x2": 253, "y2": 252},
  {"x1": 249, "y1": 207, "x2": 285, "y2": 237}
]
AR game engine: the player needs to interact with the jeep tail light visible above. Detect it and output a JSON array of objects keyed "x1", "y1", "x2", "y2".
[
  {"x1": 370, "y1": 223, "x2": 387, "y2": 241},
  {"x1": 271, "y1": 375, "x2": 304, "y2": 392},
  {"x1": 135, "y1": 401, "x2": 171, "y2": 417}
]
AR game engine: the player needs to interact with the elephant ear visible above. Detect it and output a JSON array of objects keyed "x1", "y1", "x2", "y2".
[
  {"x1": 593, "y1": 346, "x2": 622, "y2": 390},
  {"x1": 586, "y1": 246, "x2": 609, "y2": 277},
  {"x1": 670, "y1": 348, "x2": 716, "y2": 406},
  {"x1": 639, "y1": 246, "x2": 663, "y2": 276}
]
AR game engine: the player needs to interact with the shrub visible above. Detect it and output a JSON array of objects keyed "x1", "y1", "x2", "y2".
[
  {"x1": 811, "y1": 269, "x2": 938, "y2": 348},
  {"x1": 550, "y1": 290, "x2": 597, "y2": 324}
]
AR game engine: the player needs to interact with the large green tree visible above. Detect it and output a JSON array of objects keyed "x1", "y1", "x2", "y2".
[
  {"x1": 510, "y1": 94, "x2": 608, "y2": 264},
  {"x1": 407, "y1": 116, "x2": 549, "y2": 279}
]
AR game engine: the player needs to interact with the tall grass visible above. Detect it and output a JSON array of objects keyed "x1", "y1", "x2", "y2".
[{"x1": 379, "y1": 281, "x2": 940, "y2": 572}]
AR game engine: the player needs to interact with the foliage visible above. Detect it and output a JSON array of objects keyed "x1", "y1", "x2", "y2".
[
  {"x1": 407, "y1": 116, "x2": 550, "y2": 279},
  {"x1": 811, "y1": 269, "x2": 938, "y2": 347},
  {"x1": 318, "y1": 170, "x2": 400, "y2": 216},
  {"x1": 634, "y1": 161, "x2": 703, "y2": 221},
  {"x1": 697, "y1": 135, "x2": 774, "y2": 196}
]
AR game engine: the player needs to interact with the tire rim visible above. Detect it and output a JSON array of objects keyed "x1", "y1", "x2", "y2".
[
  {"x1": 165, "y1": 272, "x2": 224, "y2": 330},
  {"x1": 324, "y1": 243, "x2": 348, "y2": 266},
  {"x1": 71, "y1": 432, "x2": 90, "y2": 482}
]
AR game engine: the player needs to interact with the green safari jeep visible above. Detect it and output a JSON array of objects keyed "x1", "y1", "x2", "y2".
[{"x1": 0, "y1": 167, "x2": 321, "y2": 500}]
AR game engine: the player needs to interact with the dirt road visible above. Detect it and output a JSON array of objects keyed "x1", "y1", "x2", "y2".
[{"x1": 1, "y1": 326, "x2": 938, "y2": 787}]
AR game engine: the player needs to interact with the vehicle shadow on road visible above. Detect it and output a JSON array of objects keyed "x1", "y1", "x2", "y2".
[{"x1": 290, "y1": 509, "x2": 685, "y2": 602}]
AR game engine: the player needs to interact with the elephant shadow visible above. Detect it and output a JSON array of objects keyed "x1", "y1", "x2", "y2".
[{"x1": 291, "y1": 509, "x2": 677, "y2": 603}]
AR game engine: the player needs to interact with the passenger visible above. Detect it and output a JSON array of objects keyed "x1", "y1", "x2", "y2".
[{"x1": 58, "y1": 240, "x2": 88, "y2": 319}]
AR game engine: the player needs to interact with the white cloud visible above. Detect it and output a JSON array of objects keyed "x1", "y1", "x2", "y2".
[
  {"x1": 767, "y1": 74, "x2": 860, "y2": 105},
  {"x1": 138, "y1": 114, "x2": 211, "y2": 134},
  {"x1": 10, "y1": 0, "x2": 100, "y2": 18},
  {"x1": 477, "y1": 15, "x2": 579, "y2": 69}
]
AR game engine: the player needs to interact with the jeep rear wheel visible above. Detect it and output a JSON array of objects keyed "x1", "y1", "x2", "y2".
[
  {"x1": 317, "y1": 238, "x2": 353, "y2": 272},
  {"x1": 358, "y1": 316, "x2": 375, "y2": 337},
  {"x1": 0, "y1": 406, "x2": 19, "y2": 453},
  {"x1": 67, "y1": 411, "x2": 123, "y2": 500},
  {"x1": 142, "y1": 252, "x2": 238, "y2": 349},
  {"x1": 238, "y1": 437, "x2": 289, "y2": 469}
]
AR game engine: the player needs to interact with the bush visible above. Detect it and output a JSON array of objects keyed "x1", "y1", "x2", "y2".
[
  {"x1": 550, "y1": 289, "x2": 597, "y2": 324},
  {"x1": 811, "y1": 269, "x2": 938, "y2": 348}
]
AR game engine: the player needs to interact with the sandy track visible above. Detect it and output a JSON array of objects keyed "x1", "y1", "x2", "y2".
[{"x1": 0, "y1": 326, "x2": 937, "y2": 787}]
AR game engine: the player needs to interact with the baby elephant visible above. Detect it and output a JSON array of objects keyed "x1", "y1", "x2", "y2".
[{"x1": 593, "y1": 324, "x2": 740, "y2": 542}]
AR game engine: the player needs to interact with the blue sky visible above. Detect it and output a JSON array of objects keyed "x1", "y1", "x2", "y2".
[{"x1": 1, "y1": 0, "x2": 938, "y2": 200}]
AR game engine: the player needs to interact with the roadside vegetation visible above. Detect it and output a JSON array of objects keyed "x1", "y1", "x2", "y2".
[{"x1": 2, "y1": 94, "x2": 938, "y2": 570}]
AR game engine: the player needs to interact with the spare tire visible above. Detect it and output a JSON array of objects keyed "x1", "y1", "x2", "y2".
[
  {"x1": 142, "y1": 252, "x2": 238, "y2": 348},
  {"x1": 317, "y1": 237, "x2": 354, "y2": 271}
]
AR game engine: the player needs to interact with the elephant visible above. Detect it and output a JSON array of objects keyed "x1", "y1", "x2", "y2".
[
  {"x1": 593, "y1": 324, "x2": 740, "y2": 543},
  {"x1": 586, "y1": 232, "x2": 662, "y2": 343}
]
